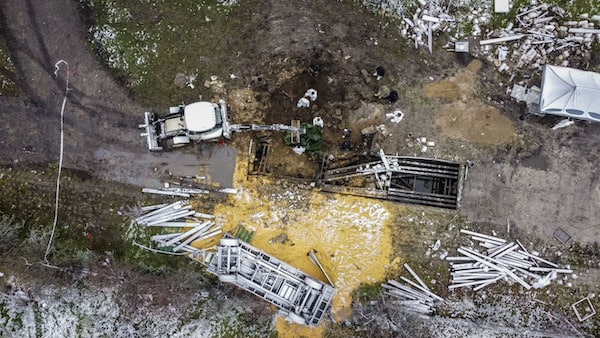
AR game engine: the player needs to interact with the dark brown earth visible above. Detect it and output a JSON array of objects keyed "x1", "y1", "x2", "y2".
[
  {"x1": 0, "y1": 0, "x2": 143, "y2": 169},
  {"x1": 1, "y1": 0, "x2": 600, "y2": 336},
  {"x1": 1, "y1": 0, "x2": 599, "y2": 271}
]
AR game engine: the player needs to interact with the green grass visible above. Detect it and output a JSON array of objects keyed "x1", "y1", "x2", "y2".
[
  {"x1": 80, "y1": 0, "x2": 262, "y2": 107},
  {"x1": 353, "y1": 282, "x2": 382, "y2": 302},
  {"x1": 212, "y1": 308, "x2": 274, "y2": 338},
  {"x1": 0, "y1": 38, "x2": 19, "y2": 97},
  {"x1": 489, "y1": 0, "x2": 600, "y2": 29},
  {"x1": 0, "y1": 165, "x2": 142, "y2": 265}
]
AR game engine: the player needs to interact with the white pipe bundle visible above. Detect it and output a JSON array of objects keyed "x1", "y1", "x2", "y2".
[
  {"x1": 382, "y1": 263, "x2": 443, "y2": 315},
  {"x1": 447, "y1": 229, "x2": 572, "y2": 291}
]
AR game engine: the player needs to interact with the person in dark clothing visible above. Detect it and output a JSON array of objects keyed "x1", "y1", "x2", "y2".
[{"x1": 385, "y1": 90, "x2": 398, "y2": 103}]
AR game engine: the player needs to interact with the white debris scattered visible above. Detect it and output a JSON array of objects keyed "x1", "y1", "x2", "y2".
[
  {"x1": 185, "y1": 74, "x2": 196, "y2": 89},
  {"x1": 468, "y1": 4, "x2": 599, "y2": 76},
  {"x1": 297, "y1": 97, "x2": 310, "y2": 108},
  {"x1": 551, "y1": 118, "x2": 575, "y2": 130},
  {"x1": 395, "y1": 0, "x2": 456, "y2": 53},
  {"x1": 297, "y1": 88, "x2": 318, "y2": 108},
  {"x1": 510, "y1": 84, "x2": 541, "y2": 113},
  {"x1": 305, "y1": 88, "x2": 318, "y2": 101},
  {"x1": 293, "y1": 146, "x2": 306, "y2": 155},
  {"x1": 415, "y1": 135, "x2": 434, "y2": 152},
  {"x1": 313, "y1": 116, "x2": 324, "y2": 127},
  {"x1": 447, "y1": 229, "x2": 573, "y2": 291},
  {"x1": 532, "y1": 270, "x2": 557, "y2": 289},
  {"x1": 373, "y1": 2, "x2": 598, "y2": 79},
  {"x1": 386, "y1": 110, "x2": 404, "y2": 123}
]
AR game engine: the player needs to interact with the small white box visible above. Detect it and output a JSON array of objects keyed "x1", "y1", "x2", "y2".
[
  {"x1": 494, "y1": 0, "x2": 510, "y2": 13},
  {"x1": 455, "y1": 41, "x2": 469, "y2": 52}
]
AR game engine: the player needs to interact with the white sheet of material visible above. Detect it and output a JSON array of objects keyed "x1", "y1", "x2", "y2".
[{"x1": 540, "y1": 65, "x2": 600, "y2": 122}]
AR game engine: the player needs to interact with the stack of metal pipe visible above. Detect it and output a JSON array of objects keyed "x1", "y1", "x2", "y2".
[
  {"x1": 382, "y1": 264, "x2": 444, "y2": 315},
  {"x1": 447, "y1": 229, "x2": 573, "y2": 291},
  {"x1": 135, "y1": 200, "x2": 198, "y2": 226},
  {"x1": 135, "y1": 200, "x2": 222, "y2": 253},
  {"x1": 150, "y1": 221, "x2": 222, "y2": 253}
]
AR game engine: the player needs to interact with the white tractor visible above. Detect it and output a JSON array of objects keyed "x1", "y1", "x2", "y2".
[
  {"x1": 140, "y1": 99, "x2": 309, "y2": 151},
  {"x1": 140, "y1": 100, "x2": 231, "y2": 151}
]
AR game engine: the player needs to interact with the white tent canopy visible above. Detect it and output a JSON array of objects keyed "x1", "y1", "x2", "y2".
[{"x1": 539, "y1": 65, "x2": 600, "y2": 122}]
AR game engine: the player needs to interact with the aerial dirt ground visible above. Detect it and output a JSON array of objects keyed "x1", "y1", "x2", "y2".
[
  {"x1": 1, "y1": 0, "x2": 600, "y2": 336},
  {"x1": 2, "y1": 0, "x2": 597, "y2": 243}
]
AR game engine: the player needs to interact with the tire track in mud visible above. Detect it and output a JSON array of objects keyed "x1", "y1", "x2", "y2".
[
  {"x1": 0, "y1": 0, "x2": 209, "y2": 189},
  {"x1": 0, "y1": 0, "x2": 145, "y2": 171}
]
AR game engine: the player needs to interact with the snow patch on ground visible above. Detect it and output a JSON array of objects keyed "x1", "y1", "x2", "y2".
[{"x1": 0, "y1": 282, "x2": 214, "y2": 337}]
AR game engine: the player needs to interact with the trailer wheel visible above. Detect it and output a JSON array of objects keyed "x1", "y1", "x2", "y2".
[
  {"x1": 218, "y1": 274, "x2": 237, "y2": 283},
  {"x1": 304, "y1": 277, "x2": 323, "y2": 290},
  {"x1": 219, "y1": 238, "x2": 239, "y2": 247},
  {"x1": 287, "y1": 312, "x2": 306, "y2": 325}
]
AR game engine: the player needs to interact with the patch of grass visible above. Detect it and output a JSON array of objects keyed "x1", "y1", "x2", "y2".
[
  {"x1": 561, "y1": 241, "x2": 600, "y2": 267},
  {"x1": 323, "y1": 324, "x2": 357, "y2": 338},
  {"x1": 79, "y1": 0, "x2": 263, "y2": 106},
  {"x1": 0, "y1": 34, "x2": 19, "y2": 97},
  {"x1": 489, "y1": 0, "x2": 528, "y2": 29},
  {"x1": 126, "y1": 244, "x2": 189, "y2": 275},
  {"x1": 212, "y1": 308, "x2": 274, "y2": 338},
  {"x1": 353, "y1": 282, "x2": 382, "y2": 302},
  {"x1": 0, "y1": 165, "x2": 147, "y2": 266}
]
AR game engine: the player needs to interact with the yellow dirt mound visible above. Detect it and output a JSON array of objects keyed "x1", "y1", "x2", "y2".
[
  {"x1": 423, "y1": 59, "x2": 515, "y2": 145},
  {"x1": 422, "y1": 82, "x2": 461, "y2": 101},
  {"x1": 435, "y1": 100, "x2": 516, "y2": 145}
]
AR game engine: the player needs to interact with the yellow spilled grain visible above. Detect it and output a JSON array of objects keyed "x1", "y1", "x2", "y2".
[{"x1": 192, "y1": 154, "x2": 401, "y2": 337}]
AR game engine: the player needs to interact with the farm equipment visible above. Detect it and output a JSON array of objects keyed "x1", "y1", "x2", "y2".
[{"x1": 140, "y1": 100, "x2": 308, "y2": 151}]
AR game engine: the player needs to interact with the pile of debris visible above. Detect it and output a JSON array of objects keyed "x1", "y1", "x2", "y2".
[
  {"x1": 135, "y1": 200, "x2": 221, "y2": 253},
  {"x1": 398, "y1": 0, "x2": 456, "y2": 53},
  {"x1": 382, "y1": 264, "x2": 443, "y2": 315},
  {"x1": 141, "y1": 177, "x2": 237, "y2": 198},
  {"x1": 371, "y1": 1, "x2": 598, "y2": 78},
  {"x1": 447, "y1": 229, "x2": 573, "y2": 291},
  {"x1": 469, "y1": 4, "x2": 599, "y2": 74}
]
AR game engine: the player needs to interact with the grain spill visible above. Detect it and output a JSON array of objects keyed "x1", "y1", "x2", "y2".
[{"x1": 191, "y1": 153, "x2": 398, "y2": 337}]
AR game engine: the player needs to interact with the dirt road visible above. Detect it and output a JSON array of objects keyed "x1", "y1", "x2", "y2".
[
  {"x1": 0, "y1": 0, "x2": 225, "y2": 186},
  {"x1": 460, "y1": 120, "x2": 600, "y2": 245}
]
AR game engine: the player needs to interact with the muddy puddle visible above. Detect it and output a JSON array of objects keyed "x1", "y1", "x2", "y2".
[
  {"x1": 93, "y1": 145, "x2": 237, "y2": 188},
  {"x1": 519, "y1": 153, "x2": 549, "y2": 170}
]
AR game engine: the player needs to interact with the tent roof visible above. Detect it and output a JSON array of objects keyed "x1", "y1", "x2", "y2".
[{"x1": 539, "y1": 65, "x2": 600, "y2": 122}]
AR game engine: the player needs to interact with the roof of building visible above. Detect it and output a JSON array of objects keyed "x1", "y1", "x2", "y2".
[{"x1": 539, "y1": 65, "x2": 600, "y2": 122}]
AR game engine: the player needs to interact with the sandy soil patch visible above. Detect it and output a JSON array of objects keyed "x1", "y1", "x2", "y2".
[
  {"x1": 435, "y1": 100, "x2": 516, "y2": 144},
  {"x1": 424, "y1": 60, "x2": 515, "y2": 145}
]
